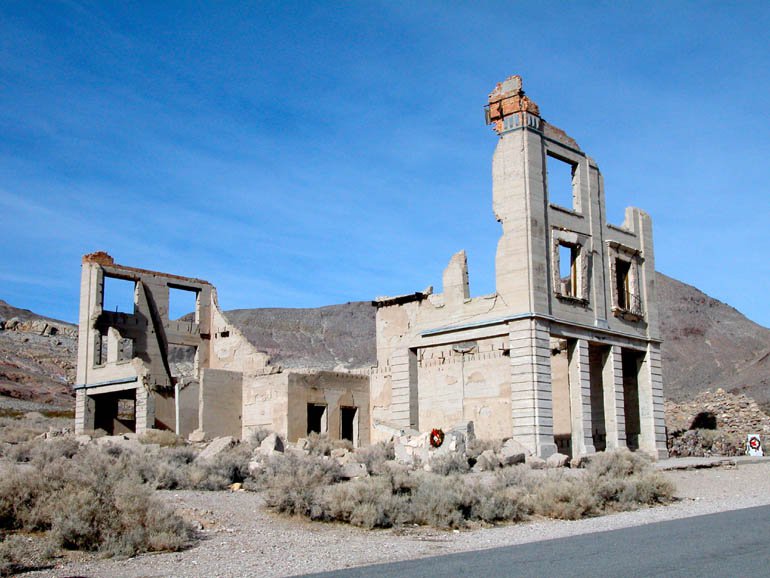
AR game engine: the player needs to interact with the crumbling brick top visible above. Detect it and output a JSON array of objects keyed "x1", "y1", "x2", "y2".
[
  {"x1": 486, "y1": 75, "x2": 540, "y2": 134},
  {"x1": 82, "y1": 251, "x2": 211, "y2": 286},
  {"x1": 82, "y1": 251, "x2": 115, "y2": 266}
]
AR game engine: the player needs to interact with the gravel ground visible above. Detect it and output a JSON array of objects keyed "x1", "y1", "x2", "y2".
[{"x1": 25, "y1": 460, "x2": 770, "y2": 578}]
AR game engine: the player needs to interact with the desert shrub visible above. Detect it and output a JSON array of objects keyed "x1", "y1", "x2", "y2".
[
  {"x1": 0, "y1": 533, "x2": 56, "y2": 576},
  {"x1": 262, "y1": 449, "x2": 672, "y2": 530},
  {"x1": 430, "y1": 451, "x2": 470, "y2": 475},
  {"x1": 530, "y1": 472, "x2": 599, "y2": 520},
  {"x1": 466, "y1": 438, "x2": 502, "y2": 460},
  {"x1": 0, "y1": 446, "x2": 194, "y2": 557},
  {"x1": 186, "y1": 443, "x2": 253, "y2": 490},
  {"x1": 320, "y1": 476, "x2": 412, "y2": 528},
  {"x1": 3, "y1": 436, "x2": 81, "y2": 465},
  {"x1": 585, "y1": 449, "x2": 674, "y2": 510},
  {"x1": 139, "y1": 429, "x2": 184, "y2": 447},
  {"x1": 353, "y1": 441, "x2": 395, "y2": 475},
  {"x1": 259, "y1": 453, "x2": 343, "y2": 516},
  {"x1": 305, "y1": 432, "x2": 353, "y2": 456}
]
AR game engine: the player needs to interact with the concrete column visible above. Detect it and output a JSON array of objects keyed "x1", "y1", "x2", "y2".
[
  {"x1": 638, "y1": 342, "x2": 668, "y2": 458},
  {"x1": 389, "y1": 349, "x2": 418, "y2": 430},
  {"x1": 135, "y1": 385, "x2": 155, "y2": 434},
  {"x1": 75, "y1": 390, "x2": 95, "y2": 434},
  {"x1": 509, "y1": 318, "x2": 557, "y2": 458},
  {"x1": 602, "y1": 345, "x2": 627, "y2": 449},
  {"x1": 568, "y1": 339, "x2": 596, "y2": 456},
  {"x1": 76, "y1": 263, "x2": 103, "y2": 385}
]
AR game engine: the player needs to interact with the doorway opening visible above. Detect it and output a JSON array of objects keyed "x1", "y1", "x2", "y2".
[{"x1": 307, "y1": 404, "x2": 327, "y2": 435}]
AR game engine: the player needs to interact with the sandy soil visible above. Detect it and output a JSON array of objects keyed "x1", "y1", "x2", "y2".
[{"x1": 22, "y1": 459, "x2": 770, "y2": 578}]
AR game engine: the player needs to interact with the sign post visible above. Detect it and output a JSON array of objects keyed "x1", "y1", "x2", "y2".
[{"x1": 747, "y1": 434, "x2": 763, "y2": 457}]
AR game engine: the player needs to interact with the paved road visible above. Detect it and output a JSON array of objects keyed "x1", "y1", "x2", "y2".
[{"x1": 301, "y1": 505, "x2": 770, "y2": 577}]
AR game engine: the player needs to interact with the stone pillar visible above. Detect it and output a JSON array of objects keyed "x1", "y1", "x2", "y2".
[
  {"x1": 638, "y1": 342, "x2": 668, "y2": 458},
  {"x1": 389, "y1": 349, "x2": 418, "y2": 430},
  {"x1": 602, "y1": 345, "x2": 627, "y2": 450},
  {"x1": 135, "y1": 385, "x2": 155, "y2": 434},
  {"x1": 509, "y1": 318, "x2": 557, "y2": 458},
  {"x1": 568, "y1": 339, "x2": 596, "y2": 456},
  {"x1": 75, "y1": 390, "x2": 95, "y2": 434}
]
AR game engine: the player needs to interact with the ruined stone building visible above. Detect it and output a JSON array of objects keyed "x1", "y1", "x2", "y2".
[{"x1": 74, "y1": 75, "x2": 668, "y2": 459}]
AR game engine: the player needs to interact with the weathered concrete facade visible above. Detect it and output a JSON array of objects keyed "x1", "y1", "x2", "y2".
[
  {"x1": 74, "y1": 75, "x2": 667, "y2": 458},
  {"x1": 75, "y1": 253, "x2": 368, "y2": 446},
  {"x1": 371, "y1": 76, "x2": 667, "y2": 458}
]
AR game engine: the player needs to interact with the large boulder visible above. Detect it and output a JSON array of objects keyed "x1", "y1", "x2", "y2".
[
  {"x1": 498, "y1": 438, "x2": 529, "y2": 466},
  {"x1": 472, "y1": 449, "x2": 501, "y2": 472},
  {"x1": 258, "y1": 433, "x2": 284, "y2": 456},
  {"x1": 546, "y1": 452, "x2": 570, "y2": 468},
  {"x1": 526, "y1": 456, "x2": 547, "y2": 470},
  {"x1": 196, "y1": 436, "x2": 236, "y2": 462}
]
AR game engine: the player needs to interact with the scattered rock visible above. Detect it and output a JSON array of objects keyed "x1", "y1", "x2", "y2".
[
  {"x1": 196, "y1": 436, "x2": 236, "y2": 461},
  {"x1": 472, "y1": 449, "x2": 501, "y2": 472},
  {"x1": 498, "y1": 438, "x2": 529, "y2": 466},
  {"x1": 330, "y1": 447, "x2": 349, "y2": 459},
  {"x1": 546, "y1": 452, "x2": 570, "y2": 468},
  {"x1": 526, "y1": 456, "x2": 546, "y2": 470},
  {"x1": 258, "y1": 433, "x2": 284, "y2": 456}
]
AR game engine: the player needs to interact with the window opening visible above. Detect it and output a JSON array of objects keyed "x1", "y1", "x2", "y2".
[
  {"x1": 168, "y1": 344, "x2": 197, "y2": 378},
  {"x1": 559, "y1": 244, "x2": 578, "y2": 298},
  {"x1": 307, "y1": 404, "x2": 327, "y2": 435},
  {"x1": 615, "y1": 259, "x2": 631, "y2": 310},
  {"x1": 546, "y1": 153, "x2": 576, "y2": 209},
  {"x1": 168, "y1": 286, "x2": 198, "y2": 321},
  {"x1": 103, "y1": 276, "x2": 135, "y2": 314}
]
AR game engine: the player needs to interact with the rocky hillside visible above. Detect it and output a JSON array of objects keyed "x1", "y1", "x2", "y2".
[
  {"x1": 223, "y1": 302, "x2": 376, "y2": 370},
  {"x1": 657, "y1": 274, "x2": 770, "y2": 404},
  {"x1": 1, "y1": 271, "x2": 768, "y2": 410},
  {"x1": 0, "y1": 300, "x2": 77, "y2": 407}
]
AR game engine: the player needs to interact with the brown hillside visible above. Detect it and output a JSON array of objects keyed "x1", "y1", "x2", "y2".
[
  {"x1": 657, "y1": 273, "x2": 770, "y2": 404},
  {"x1": 0, "y1": 300, "x2": 77, "y2": 407}
]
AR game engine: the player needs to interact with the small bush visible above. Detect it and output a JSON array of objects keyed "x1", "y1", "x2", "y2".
[
  {"x1": 139, "y1": 429, "x2": 184, "y2": 447},
  {"x1": 466, "y1": 438, "x2": 502, "y2": 460},
  {"x1": 259, "y1": 453, "x2": 343, "y2": 517},
  {"x1": 353, "y1": 441, "x2": 395, "y2": 475},
  {"x1": 430, "y1": 452, "x2": 470, "y2": 475},
  {"x1": 305, "y1": 432, "x2": 353, "y2": 456},
  {"x1": 320, "y1": 476, "x2": 411, "y2": 528}
]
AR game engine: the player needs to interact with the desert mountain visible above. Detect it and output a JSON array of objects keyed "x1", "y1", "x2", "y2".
[
  {"x1": 657, "y1": 274, "x2": 770, "y2": 404},
  {"x1": 0, "y1": 300, "x2": 77, "y2": 406},
  {"x1": 1, "y1": 272, "x2": 768, "y2": 408}
]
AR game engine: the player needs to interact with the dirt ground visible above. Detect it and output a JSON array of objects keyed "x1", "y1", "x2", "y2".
[{"x1": 22, "y1": 459, "x2": 770, "y2": 578}]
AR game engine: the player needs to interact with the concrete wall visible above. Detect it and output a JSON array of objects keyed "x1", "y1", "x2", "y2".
[
  {"x1": 199, "y1": 368, "x2": 242, "y2": 438},
  {"x1": 286, "y1": 372, "x2": 370, "y2": 447},
  {"x1": 372, "y1": 75, "x2": 667, "y2": 458}
]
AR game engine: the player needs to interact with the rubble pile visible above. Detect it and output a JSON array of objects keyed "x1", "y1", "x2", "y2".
[{"x1": 665, "y1": 388, "x2": 770, "y2": 457}]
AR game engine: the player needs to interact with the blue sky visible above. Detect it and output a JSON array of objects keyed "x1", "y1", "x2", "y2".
[{"x1": 1, "y1": 1, "x2": 768, "y2": 327}]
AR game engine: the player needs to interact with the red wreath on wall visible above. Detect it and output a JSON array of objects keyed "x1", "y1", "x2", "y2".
[{"x1": 430, "y1": 428, "x2": 445, "y2": 448}]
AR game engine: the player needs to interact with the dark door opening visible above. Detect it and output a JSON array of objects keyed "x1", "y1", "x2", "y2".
[
  {"x1": 307, "y1": 404, "x2": 327, "y2": 435},
  {"x1": 340, "y1": 407, "x2": 357, "y2": 444},
  {"x1": 93, "y1": 390, "x2": 136, "y2": 434},
  {"x1": 622, "y1": 349, "x2": 643, "y2": 451}
]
